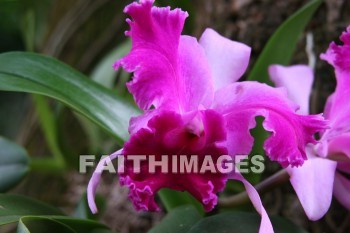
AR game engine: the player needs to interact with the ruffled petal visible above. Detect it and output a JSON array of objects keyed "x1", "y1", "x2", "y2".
[
  {"x1": 320, "y1": 27, "x2": 350, "y2": 139},
  {"x1": 87, "y1": 149, "x2": 122, "y2": 213},
  {"x1": 213, "y1": 81, "x2": 328, "y2": 167},
  {"x1": 269, "y1": 65, "x2": 314, "y2": 114},
  {"x1": 333, "y1": 172, "x2": 350, "y2": 210},
  {"x1": 120, "y1": 110, "x2": 228, "y2": 211},
  {"x1": 229, "y1": 172, "x2": 274, "y2": 233},
  {"x1": 129, "y1": 109, "x2": 159, "y2": 135},
  {"x1": 115, "y1": 0, "x2": 213, "y2": 112},
  {"x1": 286, "y1": 147, "x2": 337, "y2": 220},
  {"x1": 199, "y1": 28, "x2": 251, "y2": 90},
  {"x1": 321, "y1": 26, "x2": 350, "y2": 72}
]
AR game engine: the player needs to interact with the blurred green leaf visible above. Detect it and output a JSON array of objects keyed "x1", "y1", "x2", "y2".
[
  {"x1": 248, "y1": 0, "x2": 323, "y2": 84},
  {"x1": 0, "y1": 194, "x2": 63, "y2": 226},
  {"x1": 91, "y1": 40, "x2": 131, "y2": 88},
  {"x1": 187, "y1": 212, "x2": 308, "y2": 233},
  {"x1": 32, "y1": 95, "x2": 66, "y2": 169},
  {"x1": 49, "y1": 216, "x2": 113, "y2": 233},
  {"x1": 74, "y1": 193, "x2": 105, "y2": 220},
  {"x1": 148, "y1": 205, "x2": 202, "y2": 233},
  {"x1": 0, "y1": 137, "x2": 29, "y2": 192},
  {"x1": 0, "y1": 52, "x2": 139, "y2": 144},
  {"x1": 16, "y1": 216, "x2": 113, "y2": 233},
  {"x1": 17, "y1": 216, "x2": 75, "y2": 233},
  {"x1": 158, "y1": 189, "x2": 204, "y2": 215}
]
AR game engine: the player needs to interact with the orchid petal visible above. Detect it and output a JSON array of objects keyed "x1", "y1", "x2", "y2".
[
  {"x1": 87, "y1": 149, "x2": 122, "y2": 213},
  {"x1": 321, "y1": 27, "x2": 350, "y2": 139},
  {"x1": 286, "y1": 148, "x2": 337, "y2": 220},
  {"x1": 129, "y1": 109, "x2": 159, "y2": 135},
  {"x1": 328, "y1": 132, "x2": 350, "y2": 159},
  {"x1": 269, "y1": 65, "x2": 314, "y2": 114},
  {"x1": 337, "y1": 162, "x2": 350, "y2": 174},
  {"x1": 334, "y1": 172, "x2": 350, "y2": 210},
  {"x1": 229, "y1": 172, "x2": 274, "y2": 233},
  {"x1": 115, "y1": 0, "x2": 213, "y2": 112},
  {"x1": 214, "y1": 81, "x2": 327, "y2": 167},
  {"x1": 199, "y1": 28, "x2": 251, "y2": 90},
  {"x1": 121, "y1": 110, "x2": 228, "y2": 211},
  {"x1": 178, "y1": 36, "x2": 214, "y2": 110}
]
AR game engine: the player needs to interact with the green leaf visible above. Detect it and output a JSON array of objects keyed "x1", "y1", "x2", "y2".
[
  {"x1": 0, "y1": 52, "x2": 139, "y2": 144},
  {"x1": 49, "y1": 216, "x2": 113, "y2": 233},
  {"x1": 148, "y1": 205, "x2": 202, "y2": 233},
  {"x1": 0, "y1": 194, "x2": 63, "y2": 225},
  {"x1": 91, "y1": 40, "x2": 131, "y2": 88},
  {"x1": 0, "y1": 137, "x2": 29, "y2": 192},
  {"x1": 248, "y1": 0, "x2": 323, "y2": 84},
  {"x1": 187, "y1": 212, "x2": 308, "y2": 233},
  {"x1": 16, "y1": 216, "x2": 113, "y2": 233},
  {"x1": 74, "y1": 193, "x2": 105, "y2": 220},
  {"x1": 17, "y1": 216, "x2": 75, "y2": 233},
  {"x1": 32, "y1": 95, "x2": 65, "y2": 169},
  {"x1": 158, "y1": 189, "x2": 204, "y2": 215}
]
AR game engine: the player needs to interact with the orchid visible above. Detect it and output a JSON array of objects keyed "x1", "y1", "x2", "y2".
[
  {"x1": 87, "y1": 0, "x2": 328, "y2": 232},
  {"x1": 268, "y1": 27, "x2": 350, "y2": 221}
]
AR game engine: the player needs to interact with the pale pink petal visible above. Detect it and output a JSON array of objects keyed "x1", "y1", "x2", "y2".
[
  {"x1": 213, "y1": 81, "x2": 328, "y2": 167},
  {"x1": 286, "y1": 147, "x2": 337, "y2": 220},
  {"x1": 87, "y1": 149, "x2": 123, "y2": 213},
  {"x1": 115, "y1": 0, "x2": 213, "y2": 112},
  {"x1": 334, "y1": 172, "x2": 350, "y2": 210},
  {"x1": 269, "y1": 65, "x2": 314, "y2": 115},
  {"x1": 229, "y1": 172, "x2": 274, "y2": 233},
  {"x1": 199, "y1": 28, "x2": 251, "y2": 91}
]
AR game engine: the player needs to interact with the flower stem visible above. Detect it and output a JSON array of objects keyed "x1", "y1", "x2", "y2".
[{"x1": 218, "y1": 169, "x2": 289, "y2": 207}]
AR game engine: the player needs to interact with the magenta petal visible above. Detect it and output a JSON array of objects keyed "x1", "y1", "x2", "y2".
[
  {"x1": 321, "y1": 67, "x2": 350, "y2": 140},
  {"x1": 286, "y1": 148, "x2": 337, "y2": 220},
  {"x1": 199, "y1": 28, "x2": 251, "y2": 90},
  {"x1": 129, "y1": 109, "x2": 159, "y2": 135},
  {"x1": 87, "y1": 149, "x2": 122, "y2": 214},
  {"x1": 230, "y1": 172, "x2": 274, "y2": 233},
  {"x1": 115, "y1": 0, "x2": 213, "y2": 112},
  {"x1": 214, "y1": 81, "x2": 328, "y2": 167},
  {"x1": 334, "y1": 172, "x2": 350, "y2": 210},
  {"x1": 120, "y1": 110, "x2": 228, "y2": 211},
  {"x1": 269, "y1": 65, "x2": 314, "y2": 115},
  {"x1": 178, "y1": 36, "x2": 214, "y2": 111},
  {"x1": 320, "y1": 27, "x2": 350, "y2": 139},
  {"x1": 321, "y1": 26, "x2": 350, "y2": 72}
]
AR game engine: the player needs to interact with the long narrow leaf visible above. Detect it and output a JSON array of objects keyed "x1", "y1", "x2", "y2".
[
  {"x1": 0, "y1": 52, "x2": 139, "y2": 144},
  {"x1": 247, "y1": 0, "x2": 323, "y2": 84}
]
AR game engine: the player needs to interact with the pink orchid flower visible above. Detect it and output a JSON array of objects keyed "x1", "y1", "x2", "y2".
[
  {"x1": 269, "y1": 27, "x2": 350, "y2": 221},
  {"x1": 88, "y1": 0, "x2": 328, "y2": 232}
]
